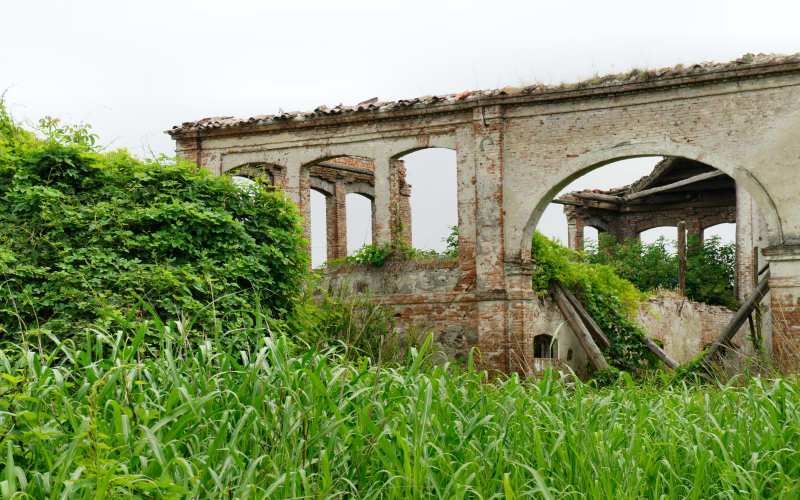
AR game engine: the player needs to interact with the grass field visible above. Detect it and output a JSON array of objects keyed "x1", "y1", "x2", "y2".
[{"x1": 2, "y1": 322, "x2": 799, "y2": 499}]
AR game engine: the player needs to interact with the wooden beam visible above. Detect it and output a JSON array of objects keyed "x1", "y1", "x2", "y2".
[
  {"x1": 703, "y1": 270, "x2": 770, "y2": 361},
  {"x1": 640, "y1": 336, "x2": 679, "y2": 370},
  {"x1": 550, "y1": 281, "x2": 609, "y2": 371},
  {"x1": 573, "y1": 191, "x2": 623, "y2": 203},
  {"x1": 550, "y1": 198, "x2": 584, "y2": 207},
  {"x1": 554, "y1": 281, "x2": 678, "y2": 370},
  {"x1": 554, "y1": 281, "x2": 610, "y2": 350},
  {"x1": 623, "y1": 170, "x2": 726, "y2": 201}
]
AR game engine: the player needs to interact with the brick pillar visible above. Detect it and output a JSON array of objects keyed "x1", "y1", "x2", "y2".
[
  {"x1": 325, "y1": 180, "x2": 347, "y2": 260},
  {"x1": 567, "y1": 215, "x2": 585, "y2": 251},
  {"x1": 388, "y1": 159, "x2": 412, "y2": 245},
  {"x1": 373, "y1": 157, "x2": 392, "y2": 246},
  {"x1": 687, "y1": 219, "x2": 704, "y2": 254},
  {"x1": 505, "y1": 262, "x2": 535, "y2": 375},
  {"x1": 399, "y1": 176, "x2": 412, "y2": 245},
  {"x1": 175, "y1": 137, "x2": 202, "y2": 169},
  {"x1": 285, "y1": 163, "x2": 311, "y2": 252},
  {"x1": 736, "y1": 186, "x2": 757, "y2": 301},
  {"x1": 473, "y1": 105, "x2": 508, "y2": 373},
  {"x1": 764, "y1": 245, "x2": 800, "y2": 372}
]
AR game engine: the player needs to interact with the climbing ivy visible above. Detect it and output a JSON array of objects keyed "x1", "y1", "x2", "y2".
[
  {"x1": 531, "y1": 232, "x2": 659, "y2": 373},
  {"x1": 0, "y1": 103, "x2": 309, "y2": 348}
]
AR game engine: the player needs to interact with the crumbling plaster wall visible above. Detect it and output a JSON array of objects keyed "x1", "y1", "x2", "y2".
[
  {"x1": 635, "y1": 294, "x2": 746, "y2": 364},
  {"x1": 320, "y1": 265, "x2": 747, "y2": 376},
  {"x1": 171, "y1": 58, "x2": 800, "y2": 373}
]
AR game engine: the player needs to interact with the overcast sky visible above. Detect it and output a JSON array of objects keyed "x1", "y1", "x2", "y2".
[{"x1": 3, "y1": 0, "x2": 798, "y2": 266}]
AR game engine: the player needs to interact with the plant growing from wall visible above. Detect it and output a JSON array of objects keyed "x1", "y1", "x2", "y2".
[{"x1": 531, "y1": 232, "x2": 658, "y2": 373}]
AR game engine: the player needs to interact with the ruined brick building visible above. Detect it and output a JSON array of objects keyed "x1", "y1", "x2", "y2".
[{"x1": 168, "y1": 53, "x2": 800, "y2": 374}]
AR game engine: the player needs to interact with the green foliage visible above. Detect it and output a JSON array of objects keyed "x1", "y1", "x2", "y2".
[
  {"x1": 329, "y1": 230, "x2": 458, "y2": 268},
  {"x1": 298, "y1": 285, "x2": 422, "y2": 365},
  {"x1": 332, "y1": 241, "x2": 398, "y2": 267},
  {"x1": 443, "y1": 224, "x2": 459, "y2": 258},
  {"x1": 2, "y1": 322, "x2": 800, "y2": 498},
  {"x1": 0, "y1": 104, "x2": 309, "y2": 347},
  {"x1": 531, "y1": 232, "x2": 657, "y2": 372},
  {"x1": 586, "y1": 234, "x2": 738, "y2": 309}
]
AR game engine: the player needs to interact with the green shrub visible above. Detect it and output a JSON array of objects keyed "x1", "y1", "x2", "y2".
[
  {"x1": 0, "y1": 105, "x2": 309, "y2": 347},
  {"x1": 531, "y1": 232, "x2": 657, "y2": 372},
  {"x1": 585, "y1": 234, "x2": 738, "y2": 308}
]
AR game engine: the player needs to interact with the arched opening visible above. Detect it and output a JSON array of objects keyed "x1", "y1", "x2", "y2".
[
  {"x1": 302, "y1": 155, "x2": 377, "y2": 266},
  {"x1": 704, "y1": 222, "x2": 735, "y2": 246},
  {"x1": 310, "y1": 189, "x2": 328, "y2": 268},
  {"x1": 583, "y1": 226, "x2": 599, "y2": 250},
  {"x1": 224, "y1": 162, "x2": 281, "y2": 186},
  {"x1": 394, "y1": 148, "x2": 457, "y2": 253},
  {"x1": 229, "y1": 175, "x2": 256, "y2": 193},
  {"x1": 346, "y1": 192, "x2": 373, "y2": 254},
  {"x1": 529, "y1": 153, "x2": 757, "y2": 372},
  {"x1": 639, "y1": 226, "x2": 677, "y2": 251},
  {"x1": 534, "y1": 334, "x2": 557, "y2": 359}
]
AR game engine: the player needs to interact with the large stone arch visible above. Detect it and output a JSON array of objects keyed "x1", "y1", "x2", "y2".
[{"x1": 516, "y1": 140, "x2": 783, "y2": 262}]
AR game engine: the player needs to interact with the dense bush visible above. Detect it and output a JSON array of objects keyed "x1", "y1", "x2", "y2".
[
  {"x1": 2, "y1": 323, "x2": 799, "y2": 498},
  {"x1": 0, "y1": 105, "x2": 309, "y2": 347},
  {"x1": 531, "y1": 232, "x2": 657, "y2": 373},
  {"x1": 585, "y1": 234, "x2": 738, "y2": 309}
]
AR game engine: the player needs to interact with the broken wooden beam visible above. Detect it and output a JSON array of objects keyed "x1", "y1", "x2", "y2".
[
  {"x1": 554, "y1": 281, "x2": 678, "y2": 370},
  {"x1": 703, "y1": 270, "x2": 770, "y2": 361},
  {"x1": 550, "y1": 198, "x2": 584, "y2": 207},
  {"x1": 640, "y1": 336, "x2": 679, "y2": 369},
  {"x1": 550, "y1": 281, "x2": 609, "y2": 371},
  {"x1": 554, "y1": 281, "x2": 611, "y2": 350},
  {"x1": 623, "y1": 170, "x2": 726, "y2": 201},
  {"x1": 573, "y1": 191, "x2": 623, "y2": 203}
]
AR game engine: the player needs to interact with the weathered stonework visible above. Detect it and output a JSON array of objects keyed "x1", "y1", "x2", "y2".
[{"x1": 169, "y1": 54, "x2": 800, "y2": 374}]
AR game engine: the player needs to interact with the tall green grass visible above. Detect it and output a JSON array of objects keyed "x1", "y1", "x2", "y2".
[{"x1": 1, "y1": 322, "x2": 799, "y2": 498}]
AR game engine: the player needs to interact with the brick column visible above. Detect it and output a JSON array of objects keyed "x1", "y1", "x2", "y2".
[
  {"x1": 285, "y1": 163, "x2": 311, "y2": 251},
  {"x1": 388, "y1": 159, "x2": 412, "y2": 245},
  {"x1": 473, "y1": 105, "x2": 508, "y2": 373},
  {"x1": 764, "y1": 245, "x2": 800, "y2": 372},
  {"x1": 736, "y1": 186, "x2": 757, "y2": 301},
  {"x1": 325, "y1": 180, "x2": 348, "y2": 260},
  {"x1": 505, "y1": 261, "x2": 535, "y2": 375},
  {"x1": 373, "y1": 157, "x2": 392, "y2": 246},
  {"x1": 567, "y1": 215, "x2": 585, "y2": 251},
  {"x1": 686, "y1": 219, "x2": 704, "y2": 254}
]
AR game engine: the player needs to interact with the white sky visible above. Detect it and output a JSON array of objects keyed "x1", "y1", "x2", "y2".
[{"x1": 3, "y1": 0, "x2": 797, "y2": 266}]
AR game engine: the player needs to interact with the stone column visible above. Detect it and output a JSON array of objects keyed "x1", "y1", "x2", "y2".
[
  {"x1": 764, "y1": 245, "x2": 800, "y2": 372},
  {"x1": 473, "y1": 105, "x2": 508, "y2": 373},
  {"x1": 325, "y1": 180, "x2": 348, "y2": 260},
  {"x1": 567, "y1": 215, "x2": 585, "y2": 251}
]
